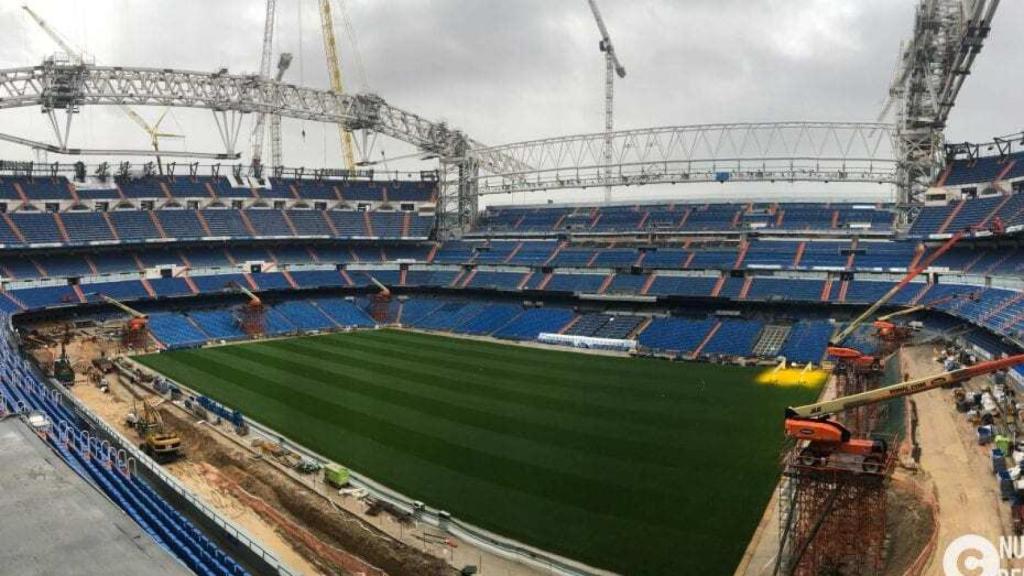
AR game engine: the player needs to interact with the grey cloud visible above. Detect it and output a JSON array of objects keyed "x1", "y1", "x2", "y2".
[{"x1": 0, "y1": 0, "x2": 1019, "y2": 203}]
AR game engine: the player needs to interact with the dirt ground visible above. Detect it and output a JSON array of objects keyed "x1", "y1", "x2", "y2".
[
  {"x1": 35, "y1": 322, "x2": 554, "y2": 576},
  {"x1": 900, "y1": 344, "x2": 1024, "y2": 575}
]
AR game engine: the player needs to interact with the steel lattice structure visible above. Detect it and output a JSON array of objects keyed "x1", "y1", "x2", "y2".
[
  {"x1": 0, "y1": 59, "x2": 479, "y2": 156},
  {"x1": 468, "y1": 122, "x2": 897, "y2": 196},
  {"x1": 882, "y1": 0, "x2": 999, "y2": 205}
]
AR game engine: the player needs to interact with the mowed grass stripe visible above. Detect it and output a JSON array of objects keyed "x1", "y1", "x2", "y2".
[
  {"x1": 360, "y1": 329, "x2": 724, "y2": 399},
  {"x1": 151, "y1": 347, "x2": 697, "y2": 530},
  {"x1": 262, "y1": 334, "x2": 714, "y2": 437},
  {"x1": 217, "y1": 343, "x2": 699, "y2": 475},
  {"x1": 140, "y1": 329, "x2": 821, "y2": 576}
]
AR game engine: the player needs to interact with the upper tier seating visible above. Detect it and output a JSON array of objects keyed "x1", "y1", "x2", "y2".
[
  {"x1": 942, "y1": 151, "x2": 1024, "y2": 187},
  {"x1": 0, "y1": 209, "x2": 431, "y2": 246},
  {"x1": 909, "y1": 191, "x2": 1024, "y2": 237},
  {"x1": 473, "y1": 202, "x2": 896, "y2": 236}
]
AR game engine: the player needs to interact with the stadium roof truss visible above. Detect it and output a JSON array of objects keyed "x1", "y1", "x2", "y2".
[
  {"x1": 0, "y1": 58, "x2": 526, "y2": 171},
  {"x1": 0, "y1": 0, "x2": 1002, "y2": 236},
  {"x1": 466, "y1": 122, "x2": 898, "y2": 196}
]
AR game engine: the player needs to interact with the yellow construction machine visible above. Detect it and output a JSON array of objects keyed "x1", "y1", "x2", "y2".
[{"x1": 125, "y1": 400, "x2": 183, "y2": 462}]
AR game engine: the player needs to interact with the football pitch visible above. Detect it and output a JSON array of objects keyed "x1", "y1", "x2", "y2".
[{"x1": 138, "y1": 329, "x2": 822, "y2": 575}]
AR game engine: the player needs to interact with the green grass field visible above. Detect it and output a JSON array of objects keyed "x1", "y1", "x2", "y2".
[{"x1": 138, "y1": 329, "x2": 821, "y2": 575}]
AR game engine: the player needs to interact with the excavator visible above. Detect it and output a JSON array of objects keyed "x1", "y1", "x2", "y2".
[
  {"x1": 53, "y1": 325, "x2": 76, "y2": 386},
  {"x1": 828, "y1": 221, "x2": 1003, "y2": 364},
  {"x1": 125, "y1": 400, "x2": 183, "y2": 462},
  {"x1": 784, "y1": 352, "x2": 1024, "y2": 473}
]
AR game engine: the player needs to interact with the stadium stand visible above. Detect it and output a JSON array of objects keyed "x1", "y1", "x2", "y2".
[{"x1": 493, "y1": 307, "x2": 575, "y2": 340}]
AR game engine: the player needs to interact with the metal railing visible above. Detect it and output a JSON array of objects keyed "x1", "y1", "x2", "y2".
[{"x1": 46, "y1": 373, "x2": 298, "y2": 576}]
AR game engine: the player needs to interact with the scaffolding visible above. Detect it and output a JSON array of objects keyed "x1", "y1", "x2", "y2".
[
  {"x1": 122, "y1": 316, "x2": 150, "y2": 350},
  {"x1": 235, "y1": 300, "x2": 266, "y2": 337},
  {"x1": 776, "y1": 440, "x2": 895, "y2": 576},
  {"x1": 832, "y1": 360, "x2": 885, "y2": 437}
]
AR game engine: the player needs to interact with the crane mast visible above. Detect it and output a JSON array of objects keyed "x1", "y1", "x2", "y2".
[
  {"x1": 21, "y1": 5, "x2": 79, "y2": 59},
  {"x1": 319, "y1": 0, "x2": 357, "y2": 171},
  {"x1": 585, "y1": 0, "x2": 626, "y2": 203},
  {"x1": 269, "y1": 53, "x2": 293, "y2": 167},
  {"x1": 250, "y1": 0, "x2": 278, "y2": 167}
]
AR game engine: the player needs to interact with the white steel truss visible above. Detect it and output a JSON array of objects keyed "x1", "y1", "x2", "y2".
[
  {"x1": 468, "y1": 122, "x2": 897, "y2": 196},
  {"x1": 0, "y1": 60, "x2": 516, "y2": 168},
  {"x1": 882, "y1": 0, "x2": 999, "y2": 205}
]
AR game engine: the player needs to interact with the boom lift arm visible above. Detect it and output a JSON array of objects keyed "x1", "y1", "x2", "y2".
[
  {"x1": 831, "y1": 226, "x2": 986, "y2": 347},
  {"x1": 98, "y1": 294, "x2": 148, "y2": 319},
  {"x1": 787, "y1": 353, "x2": 1024, "y2": 420},
  {"x1": 785, "y1": 353, "x2": 1024, "y2": 472},
  {"x1": 228, "y1": 281, "x2": 263, "y2": 306},
  {"x1": 875, "y1": 289, "x2": 981, "y2": 323},
  {"x1": 367, "y1": 275, "x2": 391, "y2": 297}
]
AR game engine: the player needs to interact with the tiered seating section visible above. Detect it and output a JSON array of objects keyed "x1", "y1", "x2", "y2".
[
  {"x1": 0, "y1": 208, "x2": 434, "y2": 245},
  {"x1": 149, "y1": 299, "x2": 373, "y2": 348},
  {"x1": 941, "y1": 150, "x2": 1024, "y2": 188},
  {"x1": 909, "y1": 192, "x2": 1024, "y2": 237},
  {"x1": 473, "y1": 202, "x2": 897, "y2": 236},
  {"x1": 0, "y1": 323, "x2": 248, "y2": 575},
  {"x1": 1, "y1": 174, "x2": 435, "y2": 203}
]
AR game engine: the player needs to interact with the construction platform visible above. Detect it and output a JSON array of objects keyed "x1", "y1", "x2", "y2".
[{"x1": 0, "y1": 417, "x2": 192, "y2": 576}]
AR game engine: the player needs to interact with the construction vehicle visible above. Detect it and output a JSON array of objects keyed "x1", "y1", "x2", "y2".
[
  {"x1": 368, "y1": 275, "x2": 392, "y2": 324},
  {"x1": 324, "y1": 464, "x2": 351, "y2": 488},
  {"x1": 828, "y1": 223, "x2": 1002, "y2": 363},
  {"x1": 125, "y1": 400, "x2": 183, "y2": 462},
  {"x1": 97, "y1": 294, "x2": 150, "y2": 350},
  {"x1": 785, "y1": 353, "x2": 1024, "y2": 473},
  {"x1": 872, "y1": 289, "x2": 982, "y2": 342},
  {"x1": 53, "y1": 326, "x2": 75, "y2": 386}
]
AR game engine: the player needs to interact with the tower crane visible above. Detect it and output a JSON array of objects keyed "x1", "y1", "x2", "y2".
[
  {"x1": 584, "y1": 0, "x2": 626, "y2": 203},
  {"x1": 785, "y1": 352, "x2": 1024, "y2": 473},
  {"x1": 250, "y1": 0, "x2": 278, "y2": 169},
  {"x1": 269, "y1": 53, "x2": 294, "y2": 167},
  {"x1": 319, "y1": 0, "x2": 357, "y2": 170}
]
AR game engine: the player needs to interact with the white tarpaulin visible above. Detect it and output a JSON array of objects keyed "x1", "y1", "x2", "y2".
[{"x1": 537, "y1": 333, "x2": 637, "y2": 352}]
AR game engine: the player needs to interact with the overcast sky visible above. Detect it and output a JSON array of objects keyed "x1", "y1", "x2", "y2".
[{"x1": 0, "y1": 0, "x2": 1020, "y2": 205}]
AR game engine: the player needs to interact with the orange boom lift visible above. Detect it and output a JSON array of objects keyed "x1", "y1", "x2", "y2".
[
  {"x1": 784, "y1": 352, "x2": 1024, "y2": 473},
  {"x1": 827, "y1": 222, "x2": 1002, "y2": 364}
]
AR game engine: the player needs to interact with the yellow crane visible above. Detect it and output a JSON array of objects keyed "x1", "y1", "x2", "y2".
[{"x1": 319, "y1": 0, "x2": 357, "y2": 170}]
